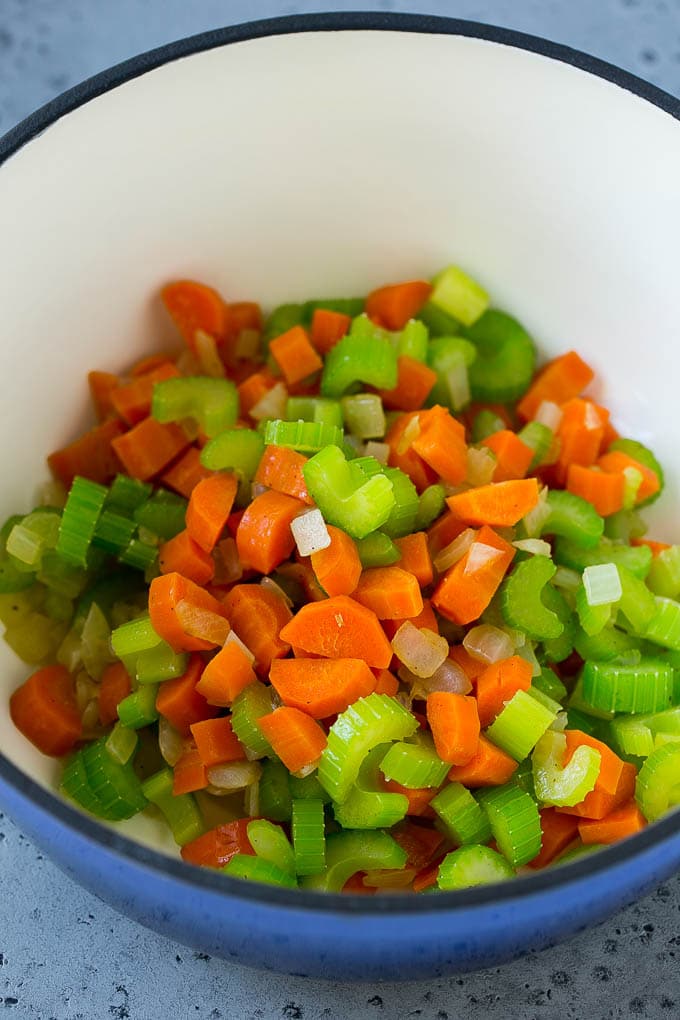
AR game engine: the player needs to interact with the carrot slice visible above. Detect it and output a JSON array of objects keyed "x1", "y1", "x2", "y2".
[
  {"x1": 411, "y1": 407, "x2": 468, "y2": 486},
  {"x1": 382, "y1": 597, "x2": 439, "y2": 640},
  {"x1": 385, "y1": 411, "x2": 437, "y2": 493},
  {"x1": 426, "y1": 692, "x2": 480, "y2": 765},
  {"x1": 557, "y1": 730, "x2": 637, "y2": 819},
  {"x1": 222, "y1": 583, "x2": 292, "y2": 676},
  {"x1": 253, "y1": 446, "x2": 313, "y2": 504},
  {"x1": 566, "y1": 464, "x2": 625, "y2": 517},
  {"x1": 88, "y1": 370, "x2": 119, "y2": 421},
  {"x1": 597, "y1": 450, "x2": 661, "y2": 503},
  {"x1": 235, "y1": 490, "x2": 305, "y2": 574},
  {"x1": 474, "y1": 656, "x2": 533, "y2": 727},
  {"x1": 172, "y1": 744, "x2": 209, "y2": 795},
  {"x1": 98, "y1": 661, "x2": 132, "y2": 727},
  {"x1": 158, "y1": 529, "x2": 215, "y2": 586},
  {"x1": 257, "y1": 706, "x2": 327, "y2": 773},
  {"x1": 310, "y1": 308, "x2": 351, "y2": 354},
  {"x1": 372, "y1": 669, "x2": 400, "y2": 697},
  {"x1": 149, "y1": 572, "x2": 230, "y2": 653},
  {"x1": 447, "y1": 734, "x2": 518, "y2": 787},
  {"x1": 161, "y1": 446, "x2": 214, "y2": 498},
  {"x1": 517, "y1": 350, "x2": 594, "y2": 421},
  {"x1": 431, "y1": 525, "x2": 515, "y2": 625},
  {"x1": 379, "y1": 356, "x2": 438, "y2": 412},
  {"x1": 161, "y1": 280, "x2": 228, "y2": 351},
  {"x1": 391, "y1": 821, "x2": 445, "y2": 870},
  {"x1": 527, "y1": 809, "x2": 580, "y2": 869},
  {"x1": 365, "y1": 280, "x2": 432, "y2": 330},
  {"x1": 578, "y1": 800, "x2": 646, "y2": 845},
  {"x1": 186, "y1": 473, "x2": 239, "y2": 553},
  {"x1": 269, "y1": 325, "x2": 323, "y2": 386},
  {"x1": 353, "y1": 565, "x2": 424, "y2": 620},
  {"x1": 190, "y1": 717, "x2": 246, "y2": 767},
  {"x1": 393, "y1": 532, "x2": 433, "y2": 588},
  {"x1": 196, "y1": 641, "x2": 257, "y2": 706},
  {"x1": 383, "y1": 782, "x2": 437, "y2": 818},
  {"x1": 48, "y1": 417, "x2": 124, "y2": 488},
  {"x1": 310, "y1": 525, "x2": 362, "y2": 597},
  {"x1": 481, "y1": 430, "x2": 534, "y2": 482},
  {"x1": 110, "y1": 361, "x2": 180, "y2": 426},
  {"x1": 279, "y1": 595, "x2": 393, "y2": 669},
  {"x1": 237, "y1": 368, "x2": 278, "y2": 417},
  {"x1": 446, "y1": 479, "x2": 539, "y2": 527},
  {"x1": 111, "y1": 417, "x2": 189, "y2": 481},
  {"x1": 553, "y1": 398, "x2": 606, "y2": 485},
  {"x1": 270, "y1": 657, "x2": 376, "y2": 719},
  {"x1": 9, "y1": 665, "x2": 81, "y2": 757},
  {"x1": 180, "y1": 819, "x2": 253, "y2": 868},
  {"x1": 156, "y1": 654, "x2": 218, "y2": 736}
]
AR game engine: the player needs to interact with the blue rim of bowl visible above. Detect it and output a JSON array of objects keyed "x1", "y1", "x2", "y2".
[{"x1": 1, "y1": 11, "x2": 679, "y2": 915}]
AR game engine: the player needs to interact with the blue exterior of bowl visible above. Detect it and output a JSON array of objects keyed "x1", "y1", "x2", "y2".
[{"x1": 1, "y1": 12, "x2": 680, "y2": 981}]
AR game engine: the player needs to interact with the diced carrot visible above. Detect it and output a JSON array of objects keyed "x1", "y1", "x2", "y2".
[
  {"x1": 481, "y1": 430, "x2": 534, "y2": 482},
  {"x1": 257, "y1": 706, "x2": 327, "y2": 773},
  {"x1": 391, "y1": 821, "x2": 445, "y2": 870},
  {"x1": 88, "y1": 370, "x2": 119, "y2": 421},
  {"x1": 381, "y1": 598, "x2": 438, "y2": 640},
  {"x1": 253, "y1": 445, "x2": 312, "y2": 504},
  {"x1": 553, "y1": 398, "x2": 606, "y2": 485},
  {"x1": 223, "y1": 301, "x2": 263, "y2": 343},
  {"x1": 310, "y1": 525, "x2": 362, "y2": 597},
  {"x1": 237, "y1": 368, "x2": 278, "y2": 417},
  {"x1": 372, "y1": 668, "x2": 399, "y2": 696},
  {"x1": 353, "y1": 565, "x2": 424, "y2": 620},
  {"x1": 447, "y1": 645, "x2": 488, "y2": 682},
  {"x1": 190, "y1": 717, "x2": 246, "y2": 767},
  {"x1": 161, "y1": 280, "x2": 228, "y2": 351},
  {"x1": 310, "y1": 308, "x2": 351, "y2": 354},
  {"x1": 597, "y1": 450, "x2": 661, "y2": 503},
  {"x1": 383, "y1": 781, "x2": 437, "y2": 818},
  {"x1": 111, "y1": 417, "x2": 189, "y2": 481},
  {"x1": 279, "y1": 595, "x2": 393, "y2": 670},
  {"x1": 426, "y1": 511, "x2": 469, "y2": 557},
  {"x1": 98, "y1": 661, "x2": 132, "y2": 727},
  {"x1": 446, "y1": 478, "x2": 539, "y2": 527},
  {"x1": 475, "y1": 656, "x2": 533, "y2": 728},
  {"x1": 48, "y1": 417, "x2": 125, "y2": 488},
  {"x1": 385, "y1": 411, "x2": 437, "y2": 493},
  {"x1": 222, "y1": 583, "x2": 292, "y2": 676},
  {"x1": 447, "y1": 734, "x2": 519, "y2": 786},
  {"x1": 110, "y1": 361, "x2": 180, "y2": 425},
  {"x1": 426, "y1": 692, "x2": 480, "y2": 765},
  {"x1": 393, "y1": 532, "x2": 433, "y2": 588},
  {"x1": 172, "y1": 744, "x2": 209, "y2": 795},
  {"x1": 412, "y1": 406, "x2": 468, "y2": 486},
  {"x1": 558, "y1": 730, "x2": 637, "y2": 819},
  {"x1": 631, "y1": 537, "x2": 670, "y2": 557},
  {"x1": 566, "y1": 464, "x2": 625, "y2": 517},
  {"x1": 379, "y1": 356, "x2": 438, "y2": 412},
  {"x1": 412, "y1": 860, "x2": 443, "y2": 892},
  {"x1": 9, "y1": 665, "x2": 81, "y2": 757},
  {"x1": 161, "y1": 445, "x2": 214, "y2": 498},
  {"x1": 149, "y1": 572, "x2": 230, "y2": 653},
  {"x1": 365, "y1": 279, "x2": 432, "y2": 330},
  {"x1": 578, "y1": 800, "x2": 646, "y2": 845},
  {"x1": 185, "y1": 473, "x2": 239, "y2": 553},
  {"x1": 527, "y1": 809, "x2": 580, "y2": 869},
  {"x1": 517, "y1": 350, "x2": 594, "y2": 421},
  {"x1": 158, "y1": 529, "x2": 215, "y2": 586},
  {"x1": 235, "y1": 490, "x2": 305, "y2": 574},
  {"x1": 156, "y1": 654, "x2": 218, "y2": 736},
  {"x1": 269, "y1": 325, "x2": 323, "y2": 386},
  {"x1": 270, "y1": 657, "x2": 376, "y2": 719},
  {"x1": 431, "y1": 525, "x2": 515, "y2": 625},
  {"x1": 180, "y1": 819, "x2": 253, "y2": 868},
  {"x1": 196, "y1": 641, "x2": 257, "y2": 707}
]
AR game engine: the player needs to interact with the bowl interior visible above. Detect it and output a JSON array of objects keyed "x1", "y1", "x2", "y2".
[{"x1": 0, "y1": 25, "x2": 679, "y2": 852}]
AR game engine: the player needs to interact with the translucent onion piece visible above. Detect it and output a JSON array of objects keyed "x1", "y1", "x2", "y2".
[
  {"x1": 260, "y1": 576, "x2": 294, "y2": 611},
  {"x1": 513, "y1": 539, "x2": 552, "y2": 557},
  {"x1": 174, "y1": 600, "x2": 231, "y2": 645},
  {"x1": 391, "y1": 621, "x2": 449, "y2": 679},
  {"x1": 364, "y1": 441, "x2": 390, "y2": 465},
  {"x1": 250, "y1": 482, "x2": 269, "y2": 500},
  {"x1": 158, "y1": 716, "x2": 186, "y2": 766},
  {"x1": 515, "y1": 641, "x2": 542, "y2": 677},
  {"x1": 551, "y1": 711, "x2": 569, "y2": 732},
  {"x1": 175, "y1": 348, "x2": 200, "y2": 375},
  {"x1": 463, "y1": 624, "x2": 515, "y2": 664},
  {"x1": 244, "y1": 778, "x2": 260, "y2": 816},
  {"x1": 534, "y1": 400, "x2": 562, "y2": 431},
  {"x1": 194, "y1": 329, "x2": 226, "y2": 378},
  {"x1": 522, "y1": 485, "x2": 551, "y2": 538},
  {"x1": 250, "y1": 381, "x2": 288, "y2": 422},
  {"x1": 583, "y1": 563, "x2": 622, "y2": 607},
  {"x1": 290, "y1": 508, "x2": 331, "y2": 557},
  {"x1": 363, "y1": 868, "x2": 416, "y2": 889},
  {"x1": 292, "y1": 761, "x2": 319, "y2": 779},
  {"x1": 433, "y1": 527, "x2": 476, "y2": 574},
  {"x1": 553, "y1": 566, "x2": 581, "y2": 592},
  {"x1": 234, "y1": 328, "x2": 261, "y2": 360},
  {"x1": 464, "y1": 543, "x2": 505, "y2": 576},
  {"x1": 213, "y1": 537, "x2": 243, "y2": 586},
  {"x1": 207, "y1": 761, "x2": 262, "y2": 790},
  {"x1": 75, "y1": 671, "x2": 99, "y2": 715},
  {"x1": 81, "y1": 698, "x2": 101, "y2": 734},
  {"x1": 415, "y1": 657, "x2": 473, "y2": 696},
  {"x1": 397, "y1": 415, "x2": 421, "y2": 455},
  {"x1": 584, "y1": 402, "x2": 604, "y2": 431},
  {"x1": 445, "y1": 359, "x2": 470, "y2": 411},
  {"x1": 466, "y1": 447, "x2": 496, "y2": 487}
]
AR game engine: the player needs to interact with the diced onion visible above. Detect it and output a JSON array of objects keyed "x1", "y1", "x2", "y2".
[
  {"x1": 159, "y1": 716, "x2": 186, "y2": 766},
  {"x1": 75, "y1": 671, "x2": 98, "y2": 715},
  {"x1": 523, "y1": 486, "x2": 551, "y2": 538},
  {"x1": 364, "y1": 441, "x2": 390, "y2": 465},
  {"x1": 260, "y1": 576, "x2": 294, "y2": 611},
  {"x1": 584, "y1": 401, "x2": 604, "y2": 431},
  {"x1": 397, "y1": 415, "x2": 421, "y2": 455},
  {"x1": 391, "y1": 621, "x2": 449, "y2": 679},
  {"x1": 463, "y1": 624, "x2": 515, "y2": 664},
  {"x1": 244, "y1": 778, "x2": 260, "y2": 816},
  {"x1": 194, "y1": 329, "x2": 226, "y2": 378},
  {"x1": 250, "y1": 381, "x2": 288, "y2": 422},
  {"x1": 551, "y1": 711, "x2": 569, "y2": 732},
  {"x1": 174, "y1": 600, "x2": 231, "y2": 645},
  {"x1": 583, "y1": 563, "x2": 622, "y2": 607},
  {"x1": 290, "y1": 508, "x2": 331, "y2": 557},
  {"x1": 513, "y1": 538, "x2": 552, "y2": 556},
  {"x1": 444, "y1": 358, "x2": 470, "y2": 411},
  {"x1": 534, "y1": 400, "x2": 562, "y2": 431},
  {"x1": 207, "y1": 761, "x2": 262, "y2": 790},
  {"x1": 466, "y1": 447, "x2": 496, "y2": 487},
  {"x1": 213, "y1": 537, "x2": 243, "y2": 586},
  {"x1": 553, "y1": 566, "x2": 581, "y2": 592},
  {"x1": 80, "y1": 698, "x2": 101, "y2": 735},
  {"x1": 464, "y1": 543, "x2": 505, "y2": 576},
  {"x1": 433, "y1": 528, "x2": 476, "y2": 574},
  {"x1": 413, "y1": 657, "x2": 473, "y2": 696},
  {"x1": 515, "y1": 641, "x2": 542, "y2": 677},
  {"x1": 292, "y1": 762, "x2": 319, "y2": 779}
]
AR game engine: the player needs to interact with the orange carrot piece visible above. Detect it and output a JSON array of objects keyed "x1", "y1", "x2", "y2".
[
  {"x1": 253, "y1": 445, "x2": 312, "y2": 504},
  {"x1": 382, "y1": 598, "x2": 439, "y2": 640},
  {"x1": 379, "y1": 355, "x2": 438, "y2": 412},
  {"x1": 158, "y1": 529, "x2": 215, "y2": 586},
  {"x1": 385, "y1": 411, "x2": 437, "y2": 492},
  {"x1": 9, "y1": 665, "x2": 81, "y2": 757},
  {"x1": 237, "y1": 368, "x2": 278, "y2": 417},
  {"x1": 431, "y1": 525, "x2": 515, "y2": 625},
  {"x1": 161, "y1": 445, "x2": 214, "y2": 498},
  {"x1": 196, "y1": 641, "x2": 257, "y2": 707},
  {"x1": 310, "y1": 308, "x2": 351, "y2": 354},
  {"x1": 257, "y1": 706, "x2": 327, "y2": 773},
  {"x1": 98, "y1": 661, "x2": 132, "y2": 727},
  {"x1": 597, "y1": 450, "x2": 661, "y2": 503},
  {"x1": 161, "y1": 280, "x2": 228, "y2": 351},
  {"x1": 558, "y1": 731, "x2": 637, "y2": 819},
  {"x1": 270, "y1": 657, "x2": 376, "y2": 719},
  {"x1": 553, "y1": 398, "x2": 606, "y2": 485},
  {"x1": 426, "y1": 692, "x2": 480, "y2": 765},
  {"x1": 481, "y1": 430, "x2": 534, "y2": 482},
  {"x1": 391, "y1": 821, "x2": 445, "y2": 870},
  {"x1": 372, "y1": 668, "x2": 400, "y2": 697},
  {"x1": 222, "y1": 583, "x2": 292, "y2": 676},
  {"x1": 447, "y1": 644, "x2": 488, "y2": 682},
  {"x1": 631, "y1": 537, "x2": 670, "y2": 557},
  {"x1": 527, "y1": 809, "x2": 580, "y2": 869},
  {"x1": 447, "y1": 734, "x2": 519, "y2": 787},
  {"x1": 566, "y1": 464, "x2": 625, "y2": 517},
  {"x1": 172, "y1": 744, "x2": 209, "y2": 795},
  {"x1": 190, "y1": 717, "x2": 246, "y2": 768},
  {"x1": 393, "y1": 532, "x2": 433, "y2": 588},
  {"x1": 383, "y1": 782, "x2": 437, "y2": 818},
  {"x1": 411, "y1": 406, "x2": 468, "y2": 486},
  {"x1": 149, "y1": 572, "x2": 230, "y2": 653},
  {"x1": 235, "y1": 490, "x2": 305, "y2": 574},
  {"x1": 110, "y1": 361, "x2": 180, "y2": 426},
  {"x1": 88, "y1": 370, "x2": 119, "y2": 421},
  {"x1": 156, "y1": 654, "x2": 218, "y2": 736},
  {"x1": 517, "y1": 350, "x2": 594, "y2": 421},
  {"x1": 446, "y1": 478, "x2": 539, "y2": 527},
  {"x1": 279, "y1": 595, "x2": 393, "y2": 669},
  {"x1": 426, "y1": 510, "x2": 469, "y2": 557},
  {"x1": 111, "y1": 417, "x2": 189, "y2": 481},
  {"x1": 223, "y1": 301, "x2": 263, "y2": 343},
  {"x1": 269, "y1": 325, "x2": 323, "y2": 386},
  {"x1": 365, "y1": 279, "x2": 432, "y2": 330},
  {"x1": 48, "y1": 417, "x2": 125, "y2": 488},
  {"x1": 180, "y1": 819, "x2": 253, "y2": 868},
  {"x1": 475, "y1": 656, "x2": 533, "y2": 727},
  {"x1": 578, "y1": 800, "x2": 646, "y2": 845},
  {"x1": 353, "y1": 565, "x2": 424, "y2": 620},
  {"x1": 310, "y1": 524, "x2": 362, "y2": 597},
  {"x1": 412, "y1": 860, "x2": 444, "y2": 892},
  {"x1": 185, "y1": 473, "x2": 239, "y2": 553}
]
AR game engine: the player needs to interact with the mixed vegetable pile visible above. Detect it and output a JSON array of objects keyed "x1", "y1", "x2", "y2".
[{"x1": 4, "y1": 266, "x2": 680, "y2": 894}]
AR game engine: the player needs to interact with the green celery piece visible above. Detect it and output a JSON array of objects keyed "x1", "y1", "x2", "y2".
[
  {"x1": 532, "y1": 730, "x2": 601, "y2": 807},
  {"x1": 568, "y1": 675, "x2": 616, "y2": 722},
  {"x1": 477, "y1": 784, "x2": 542, "y2": 868},
  {"x1": 532, "y1": 666, "x2": 568, "y2": 704},
  {"x1": 540, "y1": 491, "x2": 604, "y2": 550},
  {"x1": 508, "y1": 757, "x2": 536, "y2": 798},
  {"x1": 636, "y1": 743, "x2": 680, "y2": 820},
  {"x1": 291, "y1": 798, "x2": 326, "y2": 875},
  {"x1": 430, "y1": 265, "x2": 489, "y2": 327},
  {"x1": 565, "y1": 707, "x2": 609, "y2": 739},
  {"x1": 142, "y1": 767, "x2": 204, "y2": 845},
  {"x1": 464, "y1": 309, "x2": 536, "y2": 403},
  {"x1": 573, "y1": 624, "x2": 640, "y2": 663},
  {"x1": 303, "y1": 445, "x2": 395, "y2": 540},
  {"x1": 437, "y1": 846, "x2": 514, "y2": 890},
  {"x1": 517, "y1": 421, "x2": 554, "y2": 470},
  {"x1": 417, "y1": 299, "x2": 460, "y2": 337},
  {"x1": 500, "y1": 556, "x2": 563, "y2": 641},
  {"x1": 258, "y1": 759, "x2": 293, "y2": 822},
  {"x1": 5, "y1": 609, "x2": 66, "y2": 664},
  {"x1": 647, "y1": 546, "x2": 680, "y2": 598},
  {"x1": 380, "y1": 467, "x2": 419, "y2": 539},
  {"x1": 105, "y1": 722, "x2": 139, "y2": 765},
  {"x1": 263, "y1": 303, "x2": 305, "y2": 346},
  {"x1": 60, "y1": 752, "x2": 111, "y2": 818},
  {"x1": 300, "y1": 297, "x2": 365, "y2": 323},
  {"x1": 341, "y1": 394, "x2": 386, "y2": 440},
  {"x1": 135, "y1": 642, "x2": 188, "y2": 684},
  {"x1": 380, "y1": 736, "x2": 449, "y2": 789},
  {"x1": 610, "y1": 438, "x2": 664, "y2": 507},
  {"x1": 320, "y1": 325, "x2": 398, "y2": 398},
  {"x1": 486, "y1": 689, "x2": 557, "y2": 761},
  {"x1": 224, "y1": 854, "x2": 298, "y2": 888},
  {"x1": 152, "y1": 376, "x2": 238, "y2": 438},
  {"x1": 247, "y1": 819, "x2": 296, "y2": 876},
  {"x1": 556, "y1": 843, "x2": 607, "y2": 866},
  {"x1": 200, "y1": 428, "x2": 264, "y2": 480},
  {"x1": 263, "y1": 419, "x2": 343, "y2": 453},
  {"x1": 111, "y1": 614, "x2": 161, "y2": 659},
  {"x1": 117, "y1": 684, "x2": 159, "y2": 729},
  {"x1": 0, "y1": 553, "x2": 37, "y2": 593},
  {"x1": 81, "y1": 738, "x2": 147, "y2": 820},
  {"x1": 356, "y1": 531, "x2": 401, "y2": 567},
  {"x1": 415, "y1": 484, "x2": 446, "y2": 530},
  {"x1": 333, "y1": 744, "x2": 409, "y2": 830},
  {"x1": 575, "y1": 582, "x2": 612, "y2": 637},
  {"x1": 92, "y1": 510, "x2": 136, "y2": 554},
  {"x1": 604, "y1": 509, "x2": 646, "y2": 544},
  {"x1": 57, "y1": 477, "x2": 108, "y2": 567},
  {"x1": 582, "y1": 658, "x2": 674, "y2": 714},
  {"x1": 617, "y1": 565, "x2": 657, "y2": 632},
  {"x1": 286, "y1": 396, "x2": 344, "y2": 429},
  {"x1": 133, "y1": 490, "x2": 187, "y2": 540},
  {"x1": 106, "y1": 475, "x2": 152, "y2": 514},
  {"x1": 6, "y1": 511, "x2": 61, "y2": 568},
  {"x1": 427, "y1": 336, "x2": 477, "y2": 410},
  {"x1": 396, "y1": 319, "x2": 429, "y2": 361},
  {"x1": 541, "y1": 586, "x2": 576, "y2": 663},
  {"x1": 554, "y1": 535, "x2": 652, "y2": 579},
  {"x1": 472, "y1": 409, "x2": 505, "y2": 442},
  {"x1": 289, "y1": 773, "x2": 331, "y2": 803},
  {"x1": 318, "y1": 693, "x2": 418, "y2": 803},
  {"x1": 120, "y1": 537, "x2": 158, "y2": 572},
  {"x1": 300, "y1": 830, "x2": 406, "y2": 892},
  {"x1": 431, "y1": 782, "x2": 492, "y2": 845},
  {"x1": 609, "y1": 716, "x2": 656, "y2": 759},
  {"x1": 643, "y1": 597, "x2": 680, "y2": 651},
  {"x1": 73, "y1": 568, "x2": 144, "y2": 628},
  {"x1": 231, "y1": 681, "x2": 276, "y2": 758}
]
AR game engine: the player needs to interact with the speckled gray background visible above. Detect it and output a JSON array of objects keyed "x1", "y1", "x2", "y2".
[{"x1": 1, "y1": 2, "x2": 680, "y2": 1018}]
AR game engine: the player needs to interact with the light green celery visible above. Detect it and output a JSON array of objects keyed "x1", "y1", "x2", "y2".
[
  {"x1": 303, "y1": 445, "x2": 395, "y2": 540},
  {"x1": 263, "y1": 419, "x2": 343, "y2": 453},
  {"x1": 518, "y1": 421, "x2": 553, "y2": 470},
  {"x1": 81, "y1": 738, "x2": 147, "y2": 820},
  {"x1": 224, "y1": 854, "x2": 298, "y2": 888},
  {"x1": 106, "y1": 475, "x2": 152, "y2": 514},
  {"x1": 341, "y1": 394, "x2": 386, "y2": 440},
  {"x1": 116, "y1": 684, "x2": 159, "y2": 730},
  {"x1": 430, "y1": 265, "x2": 489, "y2": 326},
  {"x1": 582, "y1": 658, "x2": 674, "y2": 714},
  {"x1": 437, "y1": 846, "x2": 514, "y2": 890},
  {"x1": 575, "y1": 582, "x2": 612, "y2": 637},
  {"x1": 152, "y1": 376, "x2": 238, "y2": 437},
  {"x1": 92, "y1": 510, "x2": 136, "y2": 555},
  {"x1": 231, "y1": 681, "x2": 276, "y2": 758},
  {"x1": 532, "y1": 730, "x2": 600, "y2": 807},
  {"x1": 573, "y1": 624, "x2": 640, "y2": 664},
  {"x1": 6, "y1": 511, "x2": 61, "y2": 568},
  {"x1": 464, "y1": 309, "x2": 536, "y2": 403},
  {"x1": 647, "y1": 546, "x2": 680, "y2": 598},
  {"x1": 300, "y1": 831, "x2": 406, "y2": 892},
  {"x1": 289, "y1": 773, "x2": 332, "y2": 804},
  {"x1": 80, "y1": 602, "x2": 114, "y2": 680},
  {"x1": 486, "y1": 689, "x2": 557, "y2": 761},
  {"x1": 380, "y1": 736, "x2": 450, "y2": 789},
  {"x1": 610, "y1": 438, "x2": 663, "y2": 507},
  {"x1": 141, "y1": 767, "x2": 204, "y2": 845},
  {"x1": 355, "y1": 531, "x2": 401, "y2": 568},
  {"x1": 321, "y1": 323, "x2": 398, "y2": 398},
  {"x1": 472, "y1": 409, "x2": 505, "y2": 443},
  {"x1": 291, "y1": 799, "x2": 326, "y2": 876},
  {"x1": 617, "y1": 564, "x2": 657, "y2": 632},
  {"x1": 57, "y1": 477, "x2": 108, "y2": 567},
  {"x1": 477, "y1": 784, "x2": 541, "y2": 867},
  {"x1": 636, "y1": 743, "x2": 680, "y2": 820},
  {"x1": 431, "y1": 782, "x2": 492, "y2": 845},
  {"x1": 247, "y1": 819, "x2": 296, "y2": 875},
  {"x1": 415, "y1": 484, "x2": 446, "y2": 530},
  {"x1": 200, "y1": 428, "x2": 265, "y2": 479},
  {"x1": 333, "y1": 745, "x2": 409, "y2": 829},
  {"x1": 643, "y1": 597, "x2": 680, "y2": 651},
  {"x1": 532, "y1": 667, "x2": 568, "y2": 705},
  {"x1": 285, "y1": 396, "x2": 344, "y2": 429},
  {"x1": 554, "y1": 536, "x2": 652, "y2": 579},
  {"x1": 539, "y1": 491, "x2": 604, "y2": 550},
  {"x1": 258, "y1": 760, "x2": 292, "y2": 822},
  {"x1": 133, "y1": 490, "x2": 187, "y2": 541},
  {"x1": 500, "y1": 556, "x2": 563, "y2": 641},
  {"x1": 540, "y1": 586, "x2": 576, "y2": 663},
  {"x1": 427, "y1": 336, "x2": 476, "y2": 410},
  {"x1": 105, "y1": 722, "x2": 139, "y2": 765}
]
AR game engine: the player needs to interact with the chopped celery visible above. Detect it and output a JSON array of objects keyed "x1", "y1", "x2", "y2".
[
  {"x1": 200, "y1": 428, "x2": 265, "y2": 480},
  {"x1": 6, "y1": 511, "x2": 61, "y2": 568},
  {"x1": 152, "y1": 376, "x2": 238, "y2": 437},
  {"x1": 92, "y1": 510, "x2": 136, "y2": 555},
  {"x1": 540, "y1": 491, "x2": 604, "y2": 550},
  {"x1": 380, "y1": 736, "x2": 449, "y2": 789},
  {"x1": 427, "y1": 336, "x2": 477, "y2": 411},
  {"x1": 554, "y1": 535, "x2": 651, "y2": 579},
  {"x1": 355, "y1": 531, "x2": 401, "y2": 568},
  {"x1": 477, "y1": 784, "x2": 541, "y2": 867},
  {"x1": 60, "y1": 752, "x2": 110, "y2": 817},
  {"x1": 263, "y1": 303, "x2": 304, "y2": 345},
  {"x1": 500, "y1": 556, "x2": 563, "y2": 641},
  {"x1": 532, "y1": 667, "x2": 568, "y2": 705},
  {"x1": 300, "y1": 297, "x2": 365, "y2": 322},
  {"x1": 573, "y1": 624, "x2": 640, "y2": 663},
  {"x1": 133, "y1": 490, "x2": 187, "y2": 541},
  {"x1": 518, "y1": 421, "x2": 553, "y2": 469},
  {"x1": 105, "y1": 722, "x2": 139, "y2": 765},
  {"x1": 224, "y1": 854, "x2": 298, "y2": 888},
  {"x1": 540, "y1": 586, "x2": 576, "y2": 663},
  {"x1": 142, "y1": 767, "x2": 204, "y2": 845},
  {"x1": 464, "y1": 310, "x2": 536, "y2": 403},
  {"x1": 643, "y1": 597, "x2": 680, "y2": 651},
  {"x1": 231, "y1": 681, "x2": 276, "y2": 758},
  {"x1": 57, "y1": 477, "x2": 108, "y2": 567},
  {"x1": 417, "y1": 300, "x2": 460, "y2": 337},
  {"x1": 117, "y1": 684, "x2": 159, "y2": 730},
  {"x1": 472, "y1": 409, "x2": 505, "y2": 443},
  {"x1": 430, "y1": 265, "x2": 489, "y2": 327},
  {"x1": 341, "y1": 394, "x2": 386, "y2": 440},
  {"x1": 286, "y1": 396, "x2": 344, "y2": 429},
  {"x1": 617, "y1": 564, "x2": 657, "y2": 632},
  {"x1": 320, "y1": 324, "x2": 398, "y2": 398},
  {"x1": 431, "y1": 782, "x2": 492, "y2": 845},
  {"x1": 438, "y1": 846, "x2": 514, "y2": 890},
  {"x1": 81, "y1": 738, "x2": 147, "y2": 820},
  {"x1": 291, "y1": 798, "x2": 326, "y2": 875},
  {"x1": 532, "y1": 730, "x2": 600, "y2": 807},
  {"x1": 486, "y1": 689, "x2": 557, "y2": 761},
  {"x1": 582, "y1": 658, "x2": 674, "y2": 714},
  {"x1": 258, "y1": 759, "x2": 292, "y2": 822},
  {"x1": 636, "y1": 743, "x2": 680, "y2": 820},
  {"x1": 415, "y1": 484, "x2": 446, "y2": 530},
  {"x1": 333, "y1": 745, "x2": 409, "y2": 829},
  {"x1": 289, "y1": 773, "x2": 332, "y2": 804},
  {"x1": 263, "y1": 419, "x2": 343, "y2": 453},
  {"x1": 303, "y1": 445, "x2": 395, "y2": 540},
  {"x1": 610, "y1": 438, "x2": 663, "y2": 507},
  {"x1": 300, "y1": 830, "x2": 406, "y2": 892},
  {"x1": 647, "y1": 546, "x2": 680, "y2": 598},
  {"x1": 106, "y1": 475, "x2": 152, "y2": 514},
  {"x1": 380, "y1": 467, "x2": 419, "y2": 539},
  {"x1": 247, "y1": 819, "x2": 296, "y2": 876},
  {"x1": 575, "y1": 582, "x2": 612, "y2": 637}
]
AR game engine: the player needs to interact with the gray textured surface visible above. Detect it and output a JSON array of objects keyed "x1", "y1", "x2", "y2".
[{"x1": 1, "y1": 2, "x2": 680, "y2": 1017}]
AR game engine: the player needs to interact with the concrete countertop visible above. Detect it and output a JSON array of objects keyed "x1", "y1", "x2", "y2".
[{"x1": 1, "y1": 2, "x2": 679, "y2": 1017}]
